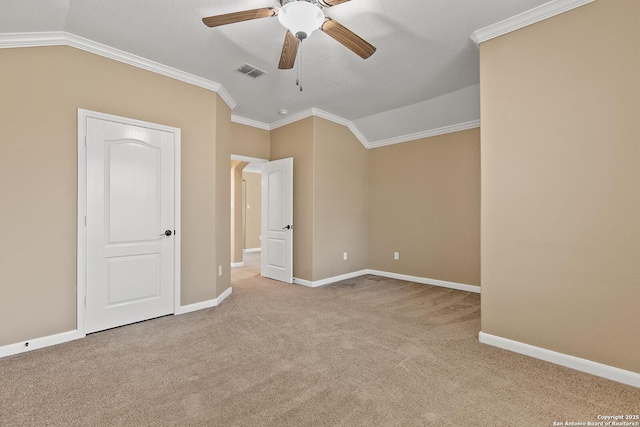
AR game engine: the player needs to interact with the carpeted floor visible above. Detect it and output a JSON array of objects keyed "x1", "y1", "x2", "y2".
[{"x1": 1, "y1": 253, "x2": 638, "y2": 426}]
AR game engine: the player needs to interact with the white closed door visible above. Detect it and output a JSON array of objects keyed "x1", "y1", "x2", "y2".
[
  {"x1": 261, "y1": 158, "x2": 293, "y2": 283},
  {"x1": 85, "y1": 117, "x2": 175, "y2": 334}
]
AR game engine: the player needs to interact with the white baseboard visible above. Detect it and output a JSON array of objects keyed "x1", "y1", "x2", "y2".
[
  {"x1": 0, "y1": 330, "x2": 85, "y2": 359},
  {"x1": 293, "y1": 269, "x2": 480, "y2": 293},
  {"x1": 479, "y1": 332, "x2": 640, "y2": 389},
  {"x1": 0, "y1": 287, "x2": 236, "y2": 359},
  {"x1": 231, "y1": 262, "x2": 244, "y2": 268},
  {"x1": 175, "y1": 299, "x2": 217, "y2": 314},
  {"x1": 216, "y1": 286, "x2": 233, "y2": 305},
  {"x1": 244, "y1": 248, "x2": 261, "y2": 253},
  {"x1": 293, "y1": 270, "x2": 369, "y2": 288},
  {"x1": 368, "y1": 270, "x2": 481, "y2": 293},
  {"x1": 174, "y1": 286, "x2": 233, "y2": 315},
  {"x1": 292, "y1": 277, "x2": 312, "y2": 287}
]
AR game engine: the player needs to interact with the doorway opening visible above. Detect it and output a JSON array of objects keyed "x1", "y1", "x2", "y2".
[
  {"x1": 230, "y1": 155, "x2": 294, "y2": 284},
  {"x1": 230, "y1": 155, "x2": 267, "y2": 281}
]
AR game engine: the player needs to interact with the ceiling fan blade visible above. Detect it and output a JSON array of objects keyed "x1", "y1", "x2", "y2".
[
  {"x1": 318, "y1": 0, "x2": 351, "y2": 6},
  {"x1": 202, "y1": 8, "x2": 277, "y2": 28},
  {"x1": 321, "y1": 18, "x2": 376, "y2": 59},
  {"x1": 278, "y1": 31, "x2": 299, "y2": 69}
]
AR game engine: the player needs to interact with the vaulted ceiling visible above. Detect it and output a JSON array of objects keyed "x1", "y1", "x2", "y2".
[{"x1": 0, "y1": 0, "x2": 550, "y2": 143}]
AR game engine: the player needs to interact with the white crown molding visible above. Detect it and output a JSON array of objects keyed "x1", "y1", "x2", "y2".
[
  {"x1": 269, "y1": 107, "x2": 373, "y2": 148},
  {"x1": 0, "y1": 31, "x2": 237, "y2": 110},
  {"x1": 234, "y1": 110, "x2": 479, "y2": 150},
  {"x1": 1, "y1": 31, "x2": 478, "y2": 147},
  {"x1": 269, "y1": 108, "x2": 362, "y2": 137},
  {"x1": 269, "y1": 108, "x2": 316, "y2": 130},
  {"x1": 479, "y1": 332, "x2": 640, "y2": 389},
  {"x1": 470, "y1": 0, "x2": 595, "y2": 45},
  {"x1": 311, "y1": 108, "x2": 352, "y2": 128},
  {"x1": 368, "y1": 120, "x2": 481, "y2": 149},
  {"x1": 0, "y1": 30, "x2": 67, "y2": 48},
  {"x1": 271, "y1": 108, "x2": 370, "y2": 148},
  {"x1": 231, "y1": 115, "x2": 270, "y2": 130},
  {"x1": 312, "y1": 108, "x2": 370, "y2": 148},
  {"x1": 347, "y1": 123, "x2": 370, "y2": 147}
]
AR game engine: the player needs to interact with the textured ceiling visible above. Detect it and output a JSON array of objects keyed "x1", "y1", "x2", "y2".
[{"x1": 0, "y1": 0, "x2": 550, "y2": 142}]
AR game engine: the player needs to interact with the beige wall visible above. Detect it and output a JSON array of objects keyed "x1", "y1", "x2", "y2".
[
  {"x1": 243, "y1": 172, "x2": 262, "y2": 251},
  {"x1": 480, "y1": 0, "x2": 640, "y2": 373},
  {"x1": 269, "y1": 117, "x2": 370, "y2": 282},
  {"x1": 0, "y1": 46, "x2": 228, "y2": 346},
  {"x1": 270, "y1": 118, "x2": 314, "y2": 281},
  {"x1": 215, "y1": 97, "x2": 232, "y2": 293},
  {"x1": 269, "y1": 117, "x2": 476, "y2": 285},
  {"x1": 231, "y1": 122, "x2": 270, "y2": 160},
  {"x1": 369, "y1": 129, "x2": 480, "y2": 286},
  {"x1": 313, "y1": 118, "x2": 369, "y2": 281}
]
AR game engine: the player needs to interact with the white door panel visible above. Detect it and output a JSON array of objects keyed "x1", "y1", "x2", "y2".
[
  {"x1": 106, "y1": 254, "x2": 160, "y2": 306},
  {"x1": 85, "y1": 117, "x2": 175, "y2": 334},
  {"x1": 107, "y1": 140, "x2": 160, "y2": 242},
  {"x1": 261, "y1": 158, "x2": 293, "y2": 283}
]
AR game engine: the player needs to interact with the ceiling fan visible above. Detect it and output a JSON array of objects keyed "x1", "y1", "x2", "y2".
[{"x1": 202, "y1": 0, "x2": 376, "y2": 70}]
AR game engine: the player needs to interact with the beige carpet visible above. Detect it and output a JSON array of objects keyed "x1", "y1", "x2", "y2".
[{"x1": 1, "y1": 254, "x2": 638, "y2": 426}]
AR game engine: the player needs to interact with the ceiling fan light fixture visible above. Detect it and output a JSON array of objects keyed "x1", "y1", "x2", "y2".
[{"x1": 277, "y1": 1, "x2": 325, "y2": 40}]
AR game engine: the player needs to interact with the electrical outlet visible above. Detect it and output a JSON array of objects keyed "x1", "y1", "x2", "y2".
[
  {"x1": 218, "y1": 265, "x2": 222, "y2": 276},
  {"x1": 343, "y1": 252, "x2": 348, "y2": 261},
  {"x1": 394, "y1": 252, "x2": 399, "y2": 260}
]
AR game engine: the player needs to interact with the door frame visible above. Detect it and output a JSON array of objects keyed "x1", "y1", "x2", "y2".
[
  {"x1": 230, "y1": 154, "x2": 267, "y2": 266},
  {"x1": 77, "y1": 109, "x2": 181, "y2": 335}
]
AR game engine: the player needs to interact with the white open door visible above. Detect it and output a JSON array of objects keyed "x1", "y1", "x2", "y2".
[
  {"x1": 83, "y1": 114, "x2": 177, "y2": 334},
  {"x1": 261, "y1": 158, "x2": 293, "y2": 283}
]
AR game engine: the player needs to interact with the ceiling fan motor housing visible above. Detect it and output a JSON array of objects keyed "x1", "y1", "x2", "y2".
[
  {"x1": 278, "y1": 0, "x2": 325, "y2": 40},
  {"x1": 280, "y1": 0, "x2": 323, "y2": 7}
]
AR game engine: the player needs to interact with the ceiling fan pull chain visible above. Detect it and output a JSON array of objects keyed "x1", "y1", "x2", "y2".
[
  {"x1": 296, "y1": 39, "x2": 303, "y2": 91},
  {"x1": 299, "y1": 40, "x2": 303, "y2": 91}
]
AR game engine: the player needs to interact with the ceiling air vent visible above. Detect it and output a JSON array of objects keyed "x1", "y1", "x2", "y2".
[{"x1": 235, "y1": 64, "x2": 267, "y2": 79}]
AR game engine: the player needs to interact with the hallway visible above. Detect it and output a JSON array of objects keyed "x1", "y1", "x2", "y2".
[{"x1": 231, "y1": 251, "x2": 261, "y2": 282}]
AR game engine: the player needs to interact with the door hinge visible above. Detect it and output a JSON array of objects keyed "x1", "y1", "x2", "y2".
[
  {"x1": 84, "y1": 215, "x2": 87, "y2": 226},
  {"x1": 84, "y1": 135, "x2": 87, "y2": 146}
]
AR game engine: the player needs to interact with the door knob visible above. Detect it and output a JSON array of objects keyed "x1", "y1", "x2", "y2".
[
  {"x1": 282, "y1": 225, "x2": 292, "y2": 230},
  {"x1": 160, "y1": 230, "x2": 172, "y2": 237}
]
